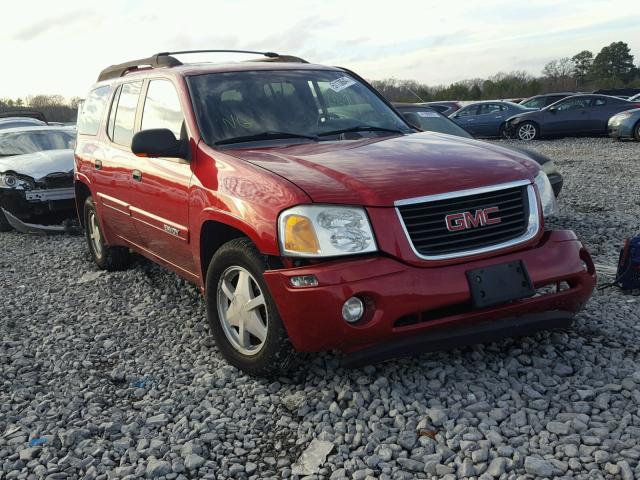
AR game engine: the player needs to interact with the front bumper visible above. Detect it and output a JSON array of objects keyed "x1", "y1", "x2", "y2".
[
  {"x1": 263, "y1": 229, "x2": 595, "y2": 353},
  {"x1": 608, "y1": 120, "x2": 634, "y2": 139},
  {"x1": 0, "y1": 187, "x2": 75, "y2": 221}
]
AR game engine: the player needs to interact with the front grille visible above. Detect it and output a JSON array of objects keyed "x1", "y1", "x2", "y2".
[{"x1": 397, "y1": 184, "x2": 532, "y2": 258}]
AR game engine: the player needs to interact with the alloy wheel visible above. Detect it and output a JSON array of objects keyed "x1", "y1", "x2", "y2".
[
  {"x1": 216, "y1": 266, "x2": 268, "y2": 356},
  {"x1": 518, "y1": 123, "x2": 536, "y2": 141},
  {"x1": 88, "y1": 210, "x2": 103, "y2": 257}
]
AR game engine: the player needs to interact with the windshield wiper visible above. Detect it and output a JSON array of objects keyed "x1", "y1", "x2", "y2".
[
  {"x1": 215, "y1": 131, "x2": 318, "y2": 146},
  {"x1": 317, "y1": 125, "x2": 405, "y2": 137}
]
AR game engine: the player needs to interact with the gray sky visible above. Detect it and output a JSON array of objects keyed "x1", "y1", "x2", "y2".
[{"x1": 2, "y1": 0, "x2": 639, "y2": 99}]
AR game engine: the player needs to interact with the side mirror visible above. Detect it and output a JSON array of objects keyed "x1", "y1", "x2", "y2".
[
  {"x1": 548, "y1": 107, "x2": 557, "y2": 114},
  {"x1": 131, "y1": 129, "x2": 187, "y2": 159},
  {"x1": 451, "y1": 114, "x2": 459, "y2": 119}
]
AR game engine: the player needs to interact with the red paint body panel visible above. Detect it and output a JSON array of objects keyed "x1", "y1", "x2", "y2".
[
  {"x1": 74, "y1": 61, "x2": 595, "y2": 358},
  {"x1": 263, "y1": 230, "x2": 595, "y2": 352},
  {"x1": 224, "y1": 132, "x2": 539, "y2": 206}
]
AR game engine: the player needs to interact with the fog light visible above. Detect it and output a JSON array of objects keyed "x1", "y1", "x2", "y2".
[
  {"x1": 342, "y1": 297, "x2": 364, "y2": 323},
  {"x1": 290, "y1": 275, "x2": 318, "y2": 288}
]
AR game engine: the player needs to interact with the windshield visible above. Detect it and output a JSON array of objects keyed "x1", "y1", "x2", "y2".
[
  {"x1": 187, "y1": 70, "x2": 412, "y2": 146},
  {"x1": 0, "y1": 129, "x2": 76, "y2": 157},
  {"x1": 400, "y1": 108, "x2": 472, "y2": 138}
]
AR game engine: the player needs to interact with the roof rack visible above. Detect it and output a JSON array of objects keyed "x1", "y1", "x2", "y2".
[{"x1": 97, "y1": 50, "x2": 308, "y2": 82}]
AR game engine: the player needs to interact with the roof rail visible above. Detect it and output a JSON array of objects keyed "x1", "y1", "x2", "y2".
[{"x1": 97, "y1": 50, "x2": 306, "y2": 82}]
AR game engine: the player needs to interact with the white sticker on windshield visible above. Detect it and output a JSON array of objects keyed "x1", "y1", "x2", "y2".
[
  {"x1": 328, "y1": 76, "x2": 356, "y2": 92},
  {"x1": 417, "y1": 111, "x2": 440, "y2": 118}
]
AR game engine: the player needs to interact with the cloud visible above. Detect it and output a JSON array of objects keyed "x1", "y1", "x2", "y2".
[
  {"x1": 0, "y1": 0, "x2": 638, "y2": 98},
  {"x1": 10, "y1": 10, "x2": 99, "y2": 41}
]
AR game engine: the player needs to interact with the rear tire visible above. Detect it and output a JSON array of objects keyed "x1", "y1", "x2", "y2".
[
  {"x1": 517, "y1": 122, "x2": 539, "y2": 141},
  {"x1": 205, "y1": 237, "x2": 297, "y2": 377},
  {"x1": 83, "y1": 196, "x2": 130, "y2": 271},
  {"x1": 634, "y1": 121, "x2": 640, "y2": 141},
  {"x1": 0, "y1": 210, "x2": 12, "y2": 232}
]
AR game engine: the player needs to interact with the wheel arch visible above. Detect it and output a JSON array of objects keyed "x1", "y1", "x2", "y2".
[
  {"x1": 196, "y1": 206, "x2": 283, "y2": 283},
  {"x1": 74, "y1": 181, "x2": 92, "y2": 227}
]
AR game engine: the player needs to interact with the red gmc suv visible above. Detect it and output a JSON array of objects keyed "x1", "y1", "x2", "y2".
[{"x1": 75, "y1": 50, "x2": 596, "y2": 375}]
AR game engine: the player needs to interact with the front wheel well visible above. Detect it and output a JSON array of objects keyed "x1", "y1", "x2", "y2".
[
  {"x1": 75, "y1": 182, "x2": 92, "y2": 227},
  {"x1": 199, "y1": 221, "x2": 284, "y2": 282}
]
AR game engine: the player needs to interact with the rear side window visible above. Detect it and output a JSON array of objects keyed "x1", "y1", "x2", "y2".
[
  {"x1": 78, "y1": 86, "x2": 110, "y2": 135},
  {"x1": 141, "y1": 80, "x2": 184, "y2": 139},
  {"x1": 111, "y1": 82, "x2": 142, "y2": 146},
  {"x1": 522, "y1": 97, "x2": 545, "y2": 109}
]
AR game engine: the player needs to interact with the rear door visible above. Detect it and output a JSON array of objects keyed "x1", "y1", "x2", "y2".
[
  {"x1": 587, "y1": 97, "x2": 612, "y2": 134},
  {"x1": 127, "y1": 78, "x2": 197, "y2": 278},
  {"x1": 94, "y1": 81, "x2": 144, "y2": 245}
]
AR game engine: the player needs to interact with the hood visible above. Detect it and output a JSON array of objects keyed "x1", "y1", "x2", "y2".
[
  {"x1": 224, "y1": 132, "x2": 539, "y2": 206},
  {"x1": 0, "y1": 149, "x2": 74, "y2": 180}
]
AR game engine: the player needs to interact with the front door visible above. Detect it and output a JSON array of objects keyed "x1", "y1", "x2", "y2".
[
  {"x1": 127, "y1": 79, "x2": 197, "y2": 278},
  {"x1": 545, "y1": 97, "x2": 593, "y2": 134}
]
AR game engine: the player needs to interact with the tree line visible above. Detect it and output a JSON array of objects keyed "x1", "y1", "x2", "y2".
[
  {"x1": 0, "y1": 95, "x2": 82, "y2": 123},
  {"x1": 1, "y1": 41, "x2": 638, "y2": 117},
  {"x1": 372, "y1": 41, "x2": 640, "y2": 102}
]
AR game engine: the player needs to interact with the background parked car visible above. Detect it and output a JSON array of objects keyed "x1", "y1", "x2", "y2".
[
  {"x1": 420, "y1": 101, "x2": 461, "y2": 116},
  {"x1": 519, "y1": 93, "x2": 574, "y2": 109},
  {"x1": 394, "y1": 103, "x2": 563, "y2": 196},
  {"x1": 505, "y1": 94, "x2": 640, "y2": 140},
  {"x1": 608, "y1": 108, "x2": 640, "y2": 141},
  {"x1": 449, "y1": 100, "x2": 533, "y2": 138},
  {"x1": 629, "y1": 93, "x2": 640, "y2": 102},
  {"x1": 0, "y1": 126, "x2": 76, "y2": 231},
  {"x1": 0, "y1": 117, "x2": 47, "y2": 130}
]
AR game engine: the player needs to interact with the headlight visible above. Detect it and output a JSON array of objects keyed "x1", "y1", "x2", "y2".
[
  {"x1": 534, "y1": 171, "x2": 557, "y2": 218},
  {"x1": 614, "y1": 113, "x2": 632, "y2": 122},
  {"x1": 0, "y1": 173, "x2": 19, "y2": 189},
  {"x1": 541, "y1": 160, "x2": 559, "y2": 176},
  {"x1": 279, "y1": 205, "x2": 377, "y2": 257}
]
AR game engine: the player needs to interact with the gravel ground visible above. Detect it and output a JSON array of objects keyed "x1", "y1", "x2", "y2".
[{"x1": 1, "y1": 137, "x2": 640, "y2": 480}]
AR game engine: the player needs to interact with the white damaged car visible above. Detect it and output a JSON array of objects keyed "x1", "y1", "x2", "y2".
[{"x1": 0, "y1": 126, "x2": 77, "y2": 232}]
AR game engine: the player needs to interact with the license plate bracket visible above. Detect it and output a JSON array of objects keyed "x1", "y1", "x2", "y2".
[{"x1": 466, "y1": 260, "x2": 534, "y2": 309}]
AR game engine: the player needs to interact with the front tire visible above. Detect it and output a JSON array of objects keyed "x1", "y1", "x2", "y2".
[
  {"x1": 205, "y1": 238, "x2": 297, "y2": 376},
  {"x1": 634, "y1": 121, "x2": 640, "y2": 141},
  {"x1": 83, "y1": 196, "x2": 130, "y2": 271},
  {"x1": 517, "y1": 122, "x2": 539, "y2": 141}
]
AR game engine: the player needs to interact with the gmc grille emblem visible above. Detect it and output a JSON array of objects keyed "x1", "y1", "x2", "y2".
[{"x1": 445, "y1": 207, "x2": 501, "y2": 232}]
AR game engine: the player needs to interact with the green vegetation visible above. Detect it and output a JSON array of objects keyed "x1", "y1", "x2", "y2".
[{"x1": 372, "y1": 41, "x2": 640, "y2": 102}]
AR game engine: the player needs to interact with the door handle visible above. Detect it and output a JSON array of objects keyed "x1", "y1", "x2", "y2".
[
  {"x1": 94, "y1": 159, "x2": 102, "y2": 170},
  {"x1": 132, "y1": 170, "x2": 142, "y2": 182}
]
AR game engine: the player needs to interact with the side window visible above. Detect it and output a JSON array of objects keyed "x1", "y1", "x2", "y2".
[
  {"x1": 556, "y1": 98, "x2": 590, "y2": 111},
  {"x1": 112, "y1": 82, "x2": 142, "y2": 147},
  {"x1": 141, "y1": 80, "x2": 185, "y2": 139},
  {"x1": 77, "y1": 86, "x2": 110, "y2": 135},
  {"x1": 523, "y1": 98, "x2": 544, "y2": 109},
  {"x1": 593, "y1": 98, "x2": 607, "y2": 106},
  {"x1": 477, "y1": 104, "x2": 502, "y2": 115},
  {"x1": 456, "y1": 106, "x2": 477, "y2": 117},
  {"x1": 106, "y1": 86, "x2": 121, "y2": 141}
]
